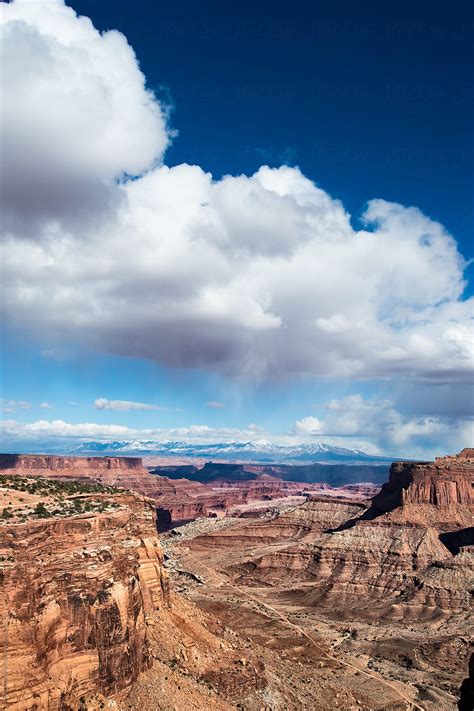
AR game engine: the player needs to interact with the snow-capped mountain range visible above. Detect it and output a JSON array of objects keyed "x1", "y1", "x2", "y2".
[{"x1": 66, "y1": 439, "x2": 393, "y2": 464}]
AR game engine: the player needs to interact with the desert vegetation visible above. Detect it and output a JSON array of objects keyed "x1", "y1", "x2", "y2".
[{"x1": 0, "y1": 473, "x2": 122, "y2": 522}]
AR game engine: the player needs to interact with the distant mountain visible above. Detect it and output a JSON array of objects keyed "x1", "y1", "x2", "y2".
[{"x1": 68, "y1": 439, "x2": 394, "y2": 465}]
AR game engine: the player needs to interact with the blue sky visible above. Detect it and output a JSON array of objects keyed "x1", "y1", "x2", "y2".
[
  {"x1": 69, "y1": 0, "x2": 474, "y2": 266},
  {"x1": 0, "y1": 0, "x2": 473, "y2": 457}
]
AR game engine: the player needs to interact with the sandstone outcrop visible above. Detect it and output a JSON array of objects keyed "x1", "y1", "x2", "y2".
[
  {"x1": 173, "y1": 450, "x2": 473, "y2": 709},
  {"x1": 371, "y1": 449, "x2": 474, "y2": 526},
  {"x1": 0, "y1": 470, "x2": 273, "y2": 711},
  {"x1": 1, "y1": 486, "x2": 169, "y2": 709},
  {"x1": 191, "y1": 498, "x2": 366, "y2": 550},
  {"x1": 0, "y1": 455, "x2": 225, "y2": 527},
  {"x1": 0, "y1": 453, "x2": 165, "y2": 495}
]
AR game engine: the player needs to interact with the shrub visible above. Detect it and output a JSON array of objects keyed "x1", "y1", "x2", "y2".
[{"x1": 33, "y1": 502, "x2": 49, "y2": 518}]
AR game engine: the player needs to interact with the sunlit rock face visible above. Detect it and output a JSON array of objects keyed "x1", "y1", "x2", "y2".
[
  {"x1": 0, "y1": 491, "x2": 169, "y2": 710},
  {"x1": 372, "y1": 448, "x2": 474, "y2": 517}
]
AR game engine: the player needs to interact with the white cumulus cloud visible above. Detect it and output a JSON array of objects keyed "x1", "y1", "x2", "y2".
[
  {"x1": 293, "y1": 416, "x2": 323, "y2": 435},
  {"x1": 0, "y1": 0, "x2": 169, "y2": 238},
  {"x1": 0, "y1": 0, "x2": 472, "y2": 393},
  {"x1": 0, "y1": 418, "x2": 269, "y2": 445}
]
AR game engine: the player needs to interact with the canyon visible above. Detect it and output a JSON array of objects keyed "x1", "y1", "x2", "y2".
[
  {"x1": 151, "y1": 460, "x2": 390, "y2": 487},
  {"x1": 0, "y1": 449, "x2": 472, "y2": 709},
  {"x1": 169, "y1": 450, "x2": 473, "y2": 710},
  {"x1": 0, "y1": 454, "x2": 378, "y2": 529}
]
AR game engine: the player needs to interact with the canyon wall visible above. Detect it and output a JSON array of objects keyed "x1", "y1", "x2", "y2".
[
  {"x1": 154, "y1": 460, "x2": 390, "y2": 486},
  {"x1": 1, "y1": 455, "x2": 356, "y2": 527},
  {"x1": 0, "y1": 454, "x2": 159, "y2": 492},
  {"x1": 0, "y1": 491, "x2": 169, "y2": 709},
  {"x1": 0, "y1": 454, "x2": 144, "y2": 471}
]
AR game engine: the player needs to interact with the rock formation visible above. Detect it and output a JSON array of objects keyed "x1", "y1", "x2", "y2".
[
  {"x1": 176, "y1": 450, "x2": 472, "y2": 708},
  {"x1": 1, "y1": 485, "x2": 169, "y2": 709},
  {"x1": 0, "y1": 455, "x2": 232, "y2": 527},
  {"x1": 154, "y1": 460, "x2": 390, "y2": 486},
  {"x1": 0, "y1": 454, "x2": 376, "y2": 529},
  {"x1": 371, "y1": 448, "x2": 474, "y2": 525},
  {"x1": 0, "y1": 454, "x2": 164, "y2": 494},
  {"x1": 0, "y1": 469, "x2": 270, "y2": 711},
  {"x1": 2, "y1": 450, "x2": 471, "y2": 709},
  {"x1": 190, "y1": 450, "x2": 473, "y2": 621}
]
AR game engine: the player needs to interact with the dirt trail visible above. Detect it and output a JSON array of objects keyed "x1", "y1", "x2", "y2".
[{"x1": 193, "y1": 557, "x2": 425, "y2": 711}]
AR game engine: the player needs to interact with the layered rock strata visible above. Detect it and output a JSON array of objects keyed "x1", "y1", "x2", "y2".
[
  {"x1": 1, "y1": 455, "x2": 376, "y2": 528},
  {"x1": 192, "y1": 450, "x2": 473, "y2": 623},
  {"x1": 0, "y1": 455, "x2": 224, "y2": 525},
  {"x1": 0, "y1": 490, "x2": 169, "y2": 709},
  {"x1": 371, "y1": 448, "x2": 474, "y2": 526},
  {"x1": 154, "y1": 460, "x2": 390, "y2": 486},
  {"x1": 0, "y1": 454, "x2": 166, "y2": 495}
]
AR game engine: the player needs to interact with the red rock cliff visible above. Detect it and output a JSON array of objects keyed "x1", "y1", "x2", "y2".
[
  {"x1": 0, "y1": 453, "x2": 144, "y2": 471},
  {"x1": 372, "y1": 449, "x2": 474, "y2": 515},
  {"x1": 0, "y1": 491, "x2": 169, "y2": 710},
  {"x1": 0, "y1": 456, "x2": 291, "y2": 527}
]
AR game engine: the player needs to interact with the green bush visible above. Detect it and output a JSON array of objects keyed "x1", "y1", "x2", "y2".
[{"x1": 33, "y1": 502, "x2": 49, "y2": 518}]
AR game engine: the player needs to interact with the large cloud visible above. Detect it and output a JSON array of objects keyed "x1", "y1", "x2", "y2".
[
  {"x1": 2, "y1": 407, "x2": 470, "y2": 458},
  {"x1": 1, "y1": 0, "x2": 473, "y2": 385},
  {"x1": 294, "y1": 395, "x2": 473, "y2": 458},
  {"x1": 0, "y1": 0, "x2": 169, "y2": 237}
]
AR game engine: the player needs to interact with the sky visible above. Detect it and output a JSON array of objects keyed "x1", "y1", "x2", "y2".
[{"x1": 0, "y1": 0, "x2": 473, "y2": 458}]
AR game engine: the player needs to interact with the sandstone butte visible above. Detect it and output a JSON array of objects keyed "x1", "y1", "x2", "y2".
[{"x1": 0, "y1": 449, "x2": 472, "y2": 710}]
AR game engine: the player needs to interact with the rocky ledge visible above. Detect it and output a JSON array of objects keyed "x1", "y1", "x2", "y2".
[{"x1": 0, "y1": 454, "x2": 216, "y2": 525}]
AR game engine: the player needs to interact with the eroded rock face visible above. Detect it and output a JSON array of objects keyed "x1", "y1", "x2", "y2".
[
  {"x1": 194, "y1": 450, "x2": 473, "y2": 624},
  {"x1": 155, "y1": 461, "x2": 390, "y2": 486},
  {"x1": 288, "y1": 451, "x2": 474, "y2": 618},
  {"x1": 0, "y1": 456, "x2": 270, "y2": 527},
  {"x1": 0, "y1": 492, "x2": 169, "y2": 710},
  {"x1": 372, "y1": 449, "x2": 474, "y2": 517},
  {"x1": 0, "y1": 454, "x2": 145, "y2": 470},
  {"x1": 0, "y1": 454, "x2": 160, "y2": 492},
  {"x1": 0, "y1": 455, "x2": 380, "y2": 530}
]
